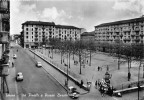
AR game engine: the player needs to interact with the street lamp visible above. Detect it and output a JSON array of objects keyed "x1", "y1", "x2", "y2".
[
  {"x1": 138, "y1": 61, "x2": 141, "y2": 100},
  {"x1": 79, "y1": 40, "x2": 82, "y2": 74}
]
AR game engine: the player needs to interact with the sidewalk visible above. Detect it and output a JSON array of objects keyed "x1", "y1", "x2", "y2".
[
  {"x1": 31, "y1": 48, "x2": 144, "y2": 94},
  {"x1": 28, "y1": 49, "x2": 88, "y2": 94}
]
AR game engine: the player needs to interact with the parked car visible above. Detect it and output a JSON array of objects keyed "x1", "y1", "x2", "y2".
[
  {"x1": 13, "y1": 54, "x2": 17, "y2": 59},
  {"x1": 16, "y1": 72, "x2": 23, "y2": 81},
  {"x1": 68, "y1": 86, "x2": 80, "y2": 99},
  {"x1": 36, "y1": 61, "x2": 42, "y2": 67}
]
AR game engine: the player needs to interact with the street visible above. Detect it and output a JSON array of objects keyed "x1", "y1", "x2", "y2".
[{"x1": 6, "y1": 44, "x2": 71, "y2": 100}]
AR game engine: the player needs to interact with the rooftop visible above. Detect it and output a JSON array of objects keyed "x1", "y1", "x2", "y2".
[
  {"x1": 95, "y1": 17, "x2": 144, "y2": 28},
  {"x1": 81, "y1": 31, "x2": 95, "y2": 36},
  {"x1": 22, "y1": 21, "x2": 55, "y2": 26},
  {"x1": 55, "y1": 25, "x2": 80, "y2": 29}
]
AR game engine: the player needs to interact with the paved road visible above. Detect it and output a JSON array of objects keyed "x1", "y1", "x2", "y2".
[{"x1": 6, "y1": 44, "x2": 71, "y2": 100}]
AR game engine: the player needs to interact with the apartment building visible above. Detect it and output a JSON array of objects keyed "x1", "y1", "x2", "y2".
[
  {"x1": 95, "y1": 17, "x2": 144, "y2": 44},
  {"x1": 0, "y1": 1, "x2": 10, "y2": 51},
  {"x1": 55, "y1": 25, "x2": 81, "y2": 41},
  {"x1": 21, "y1": 21, "x2": 83, "y2": 48},
  {"x1": 81, "y1": 31, "x2": 95, "y2": 42}
]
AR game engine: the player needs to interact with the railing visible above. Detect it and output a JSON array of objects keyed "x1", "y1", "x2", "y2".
[{"x1": 123, "y1": 28, "x2": 130, "y2": 32}]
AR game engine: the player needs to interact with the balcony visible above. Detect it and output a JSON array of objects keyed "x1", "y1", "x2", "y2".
[
  {"x1": 35, "y1": 30, "x2": 38, "y2": 33},
  {"x1": 35, "y1": 38, "x2": 38, "y2": 41},
  {"x1": 0, "y1": 1, "x2": 9, "y2": 13},
  {"x1": 140, "y1": 34, "x2": 144, "y2": 37},
  {"x1": 135, "y1": 27, "x2": 140, "y2": 31},
  {"x1": 42, "y1": 26, "x2": 45, "y2": 30},
  {"x1": 123, "y1": 28, "x2": 130, "y2": 32},
  {"x1": 131, "y1": 33, "x2": 136, "y2": 36},
  {"x1": 114, "y1": 29, "x2": 120, "y2": 32},
  {"x1": 35, "y1": 34, "x2": 38, "y2": 37},
  {"x1": 0, "y1": 31, "x2": 9, "y2": 44},
  {"x1": 135, "y1": 38, "x2": 140, "y2": 42},
  {"x1": 35, "y1": 27, "x2": 38, "y2": 30}
]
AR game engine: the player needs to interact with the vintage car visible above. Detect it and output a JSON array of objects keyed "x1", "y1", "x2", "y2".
[
  {"x1": 68, "y1": 86, "x2": 80, "y2": 99},
  {"x1": 36, "y1": 61, "x2": 42, "y2": 68},
  {"x1": 16, "y1": 72, "x2": 23, "y2": 81}
]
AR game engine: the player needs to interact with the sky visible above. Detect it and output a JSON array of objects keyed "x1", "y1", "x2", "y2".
[{"x1": 10, "y1": 0, "x2": 144, "y2": 35}]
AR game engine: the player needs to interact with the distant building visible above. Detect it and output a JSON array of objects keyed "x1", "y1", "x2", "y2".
[
  {"x1": 55, "y1": 25, "x2": 81, "y2": 41},
  {"x1": 95, "y1": 17, "x2": 144, "y2": 44},
  {"x1": 81, "y1": 31, "x2": 95, "y2": 42},
  {"x1": 21, "y1": 21, "x2": 84, "y2": 48}
]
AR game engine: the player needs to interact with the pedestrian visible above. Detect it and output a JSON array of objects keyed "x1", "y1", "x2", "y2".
[
  {"x1": 98, "y1": 66, "x2": 100, "y2": 71},
  {"x1": 107, "y1": 65, "x2": 109, "y2": 71},
  {"x1": 101, "y1": 86, "x2": 105, "y2": 97},
  {"x1": 12, "y1": 62, "x2": 14, "y2": 67},
  {"x1": 98, "y1": 79, "x2": 100, "y2": 86},
  {"x1": 80, "y1": 80, "x2": 83, "y2": 88},
  {"x1": 95, "y1": 80, "x2": 97, "y2": 89}
]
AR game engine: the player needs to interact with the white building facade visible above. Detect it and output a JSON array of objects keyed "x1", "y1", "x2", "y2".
[
  {"x1": 95, "y1": 17, "x2": 144, "y2": 44},
  {"x1": 22, "y1": 21, "x2": 83, "y2": 48}
]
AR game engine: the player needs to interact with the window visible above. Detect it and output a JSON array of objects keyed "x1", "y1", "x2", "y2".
[
  {"x1": 32, "y1": 32, "x2": 33, "y2": 35},
  {"x1": 32, "y1": 36, "x2": 33, "y2": 38},
  {"x1": 26, "y1": 32, "x2": 28, "y2": 35},
  {"x1": 26, "y1": 36, "x2": 28, "y2": 38},
  {"x1": 26, "y1": 28, "x2": 28, "y2": 31},
  {"x1": 32, "y1": 28, "x2": 33, "y2": 31}
]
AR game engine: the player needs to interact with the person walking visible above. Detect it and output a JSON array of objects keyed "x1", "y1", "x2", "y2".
[
  {"x1": 98, "y1": 66, "x2": 100, "y2": 71},
  {"x1": 101, "y1": 86, "x2": 105, "y2": 97},
  {"x1": 12, "y1": 62, "x2": 14, "y2": 67},
  {"x1": 95, "y1": 80, "x2": 97, "y2": 89},
  {"x1": 80, "y1": 80, "x2": 83, "y2": 88}
]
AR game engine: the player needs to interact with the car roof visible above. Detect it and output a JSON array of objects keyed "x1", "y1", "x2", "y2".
[
  {"x1": 17, "y1": 72, "x2": 22, "y2": 75},
  {"x1": 69, "y1": 86, "x2": 74, "y2": 89}
]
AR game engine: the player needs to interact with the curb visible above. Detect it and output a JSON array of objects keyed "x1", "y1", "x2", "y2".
[
  {"x1": 29, "y1": 49, "x2": 89, "y2": 91},
  {"x1": 113, "y1": 85, "x2": 144, "y2": 95}
]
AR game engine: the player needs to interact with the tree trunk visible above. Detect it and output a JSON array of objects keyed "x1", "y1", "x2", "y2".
[{"x1": 89, "y1": 50, "x2": 91, "y2": 66}]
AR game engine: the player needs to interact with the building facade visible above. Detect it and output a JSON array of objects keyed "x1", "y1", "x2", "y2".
[
  {"x1": 0, "y1": 1, "x2": 10, "y2": 52},
  {"x1": 81, "y1": 31, "x2": 95, "y2": 42},
  {"x1": 21, "y1": 21, "x2": 83, "y2": 48},
  {"x1": 95, "y1": 17, "x2": 144, "y2": 44}
]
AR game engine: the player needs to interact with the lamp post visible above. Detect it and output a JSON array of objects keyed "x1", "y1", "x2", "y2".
[
  {"x1": 138, "y1": 61, "x2": 141, "y2": 100},
  {"x1": 79, "y1": 40, "x2": 82, "y2": 74}
]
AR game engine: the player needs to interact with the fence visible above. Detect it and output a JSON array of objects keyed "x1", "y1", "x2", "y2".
[{"x1": 114, "y1": 80, "x2": 144, "y2": 91}]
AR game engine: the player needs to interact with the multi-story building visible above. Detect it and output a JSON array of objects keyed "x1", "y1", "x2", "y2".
[
  {"x1": 21, "y1": 21, "x2": 83, "y2": 48},
  {"x1": 0, "y1": 1, "x2": 10, "y2": 53},
  {"x1": 81, "y1": 31, "x2": 95, "y2": 42},
  {"x1": 95, "y1": 17, "x2": 144, "y2": 44},
  {"x1": 21, "y1": 21, "x2": 55, "y2": 48},
  {"x1": 55, "y1": 25, "x2": 81, "y2": 41}
]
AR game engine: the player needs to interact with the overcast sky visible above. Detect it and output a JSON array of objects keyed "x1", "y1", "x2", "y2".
[{"x1": 10, "y1": 0, "x2": 144, "y2": 35}]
